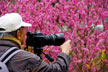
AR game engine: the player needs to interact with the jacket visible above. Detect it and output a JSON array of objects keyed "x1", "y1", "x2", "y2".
[{"x1": 0, "y1": 39, "x2": 70, "y2": 72}]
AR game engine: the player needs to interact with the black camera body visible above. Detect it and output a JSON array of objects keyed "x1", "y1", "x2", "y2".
[
  {"x1": 25, "y1": 32, "x2": 65, "y2": 62},
  {"x1": 26, "y1": 32, "x2": 65, "y2": 48}
]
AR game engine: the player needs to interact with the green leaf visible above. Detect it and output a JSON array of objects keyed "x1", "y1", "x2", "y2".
[
  {"x1": 105, "y1": 53, "x2": 108, "y2": 60},
  {"x1": 38, "y1": 0, "x2": 41, "y2": 2}
]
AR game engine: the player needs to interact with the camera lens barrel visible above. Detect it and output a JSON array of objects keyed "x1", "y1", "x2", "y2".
[
  {"x1": 45, "y1": 33, "x2": 65, "y2": 46},
  {"x1": 26, "y1": 32, "x2": 65, "y2": 47}
]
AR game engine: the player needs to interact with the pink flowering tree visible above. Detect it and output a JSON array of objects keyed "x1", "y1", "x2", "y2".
[{"x1": 1, "y1": 0, "x2": 108, "y2": 72}]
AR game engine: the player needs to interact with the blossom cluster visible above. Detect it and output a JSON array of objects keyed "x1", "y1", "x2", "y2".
[{"x1": 0, "y1": 0, "x2": 108, "y2": 71}]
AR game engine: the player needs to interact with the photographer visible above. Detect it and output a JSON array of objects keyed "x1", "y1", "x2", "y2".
[{"x1": 0, "y1": 13, "x2": 72, "y2": 72}]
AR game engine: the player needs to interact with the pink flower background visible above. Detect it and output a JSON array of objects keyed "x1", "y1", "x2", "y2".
[{"x1": 0, "y1": 0, "x2": 108, "y2": 72}]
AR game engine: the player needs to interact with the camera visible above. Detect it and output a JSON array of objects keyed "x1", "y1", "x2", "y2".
[
  {"x1": 26, "y1": 32, "x2": 65, "y2": 47},
  {"x1": 25, "y1": 32, "x2": 65, "y2": 62}
]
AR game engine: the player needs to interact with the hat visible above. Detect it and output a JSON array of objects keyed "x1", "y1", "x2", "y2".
[{"x1": 0, "y1": 13, "x2": 32, "y2": 32}]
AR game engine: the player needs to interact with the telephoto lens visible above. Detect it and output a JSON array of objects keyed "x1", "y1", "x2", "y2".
[
  {"x1": 44, "y1": 33, "x2": 65, "y2": 46},
  {"x1": 26, "y1": 32, "x2": 65, "y2": 47}
]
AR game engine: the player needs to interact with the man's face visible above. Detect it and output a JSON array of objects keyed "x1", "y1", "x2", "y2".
[{"x1": 19, "y1": 27, "x2": 25, "y2": 45}]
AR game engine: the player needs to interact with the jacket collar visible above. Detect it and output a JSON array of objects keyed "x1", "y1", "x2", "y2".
[{"x1": 0, "y1": 37, "x2": 21, "y2": 48}]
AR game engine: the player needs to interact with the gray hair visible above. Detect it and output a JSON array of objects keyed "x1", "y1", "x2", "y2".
[{"x1": 0, "y1": 31, "x2": 17, "y2": 38}]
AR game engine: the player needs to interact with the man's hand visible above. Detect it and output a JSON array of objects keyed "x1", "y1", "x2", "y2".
[{"x1": 60, "y1": 40, "x2": 72, "y2": 55}]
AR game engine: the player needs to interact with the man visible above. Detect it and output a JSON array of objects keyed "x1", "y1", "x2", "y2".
[{"x1": 0, "y1": 13, "x2": 72, "y2": 72}]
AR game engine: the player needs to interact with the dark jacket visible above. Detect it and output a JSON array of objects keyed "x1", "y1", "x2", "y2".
[{"x1": 0, "y1": 39, "x2": 70, "y2": 72}]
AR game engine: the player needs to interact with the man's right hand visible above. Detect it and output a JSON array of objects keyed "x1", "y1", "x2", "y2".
[{"x1": 60, "y1": 40, "x2": 72, "y2": 55}]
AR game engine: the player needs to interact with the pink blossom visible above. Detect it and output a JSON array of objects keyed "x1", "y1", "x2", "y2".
[
  {"x1": 102, "y1": 11, "x2": 108, "y2": 18},
  {"x1": 1, "y1": 0, "x2": 108, "y2": 71}
]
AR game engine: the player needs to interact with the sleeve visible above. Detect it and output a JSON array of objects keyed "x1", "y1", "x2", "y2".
[{"x1": 35, "y1": 52, "x2": 71, "y2": 72}]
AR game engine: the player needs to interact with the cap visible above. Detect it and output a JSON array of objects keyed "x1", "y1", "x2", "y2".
[{"x1": 0, "y1": 13, "x2": 32, "y2": 32}]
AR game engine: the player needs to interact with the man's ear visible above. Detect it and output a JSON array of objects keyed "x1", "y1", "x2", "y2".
[{"x1": 17, "y1": 30, "x2": 21, "y2": 40}]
